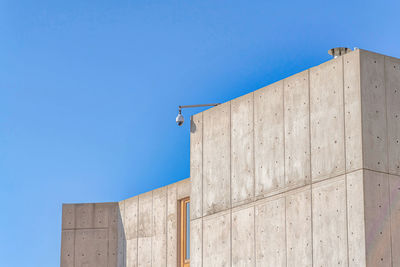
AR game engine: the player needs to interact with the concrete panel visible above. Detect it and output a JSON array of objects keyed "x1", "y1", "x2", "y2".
[
  {"x1": 75, "y1": 229, "x2": 108, "y2": 267},
  {"x1": 177, "y1": 178, "x2": 190, "y2": 200},
  {"x1": 203, "y1": 211, "x2": 231, "y2": 267},
  {"x1": 94, "y1": 203, "x2": 110, "y2": 228},
  {"x1": 385, "y1": 56, "x2": 400, "y2": 175},
  {"x1": 125, "y1": 196, "x2": 138, "y2": 240},
  {"x1": 60, "y1": 230, "x2": 75, "y2": 267},
  {"x1": 255, "y1": 197, "x2": 286, "y2": 267},
  {"x1": 167, "y1": 184, "x2": 177, "y2": 266},
  {"x1": 126, "y1": 239, "x2": 138, "y2": 267},
  {"x1": 190, "y1": 113, "x2": 203, "y2": 220},
  {"x1": 390, "y1": 175, "x2": 400, "y2": 266},
  {"x1": 152, "y1": 187, "x2": 167, "y2": 267},
  {"x1": 346, "y1": 170, "x2": 366, "y2": 266},
  {"x1": 190, "y1": 218, "x2": 202, "y2": 267},
  {"x1": 138, "y1": 192, "x2": 152, "y2": 238},
  {"x1": 312, "y1": 176, "x2": 348, "y2": 266},
  {"x1": 231, "y1": 93, "x2": 254, "y2": 206},
  {"x1": 203, "y1": 103, "x2": 231, "y2": 216},
  {"x1": 360, "y1": 51, "x2": 388, "y2": 172},
  {"x1": 108, "y1": 226, "x2": 118, "y2": 267},
  {"x1": 232, "y1": 206, "x2": 255, "y2": 266},
  {"x1": 117, "y1": 201, "x2": 126, "y2": 267},
  {"x1": 254, "y1": 81, "x2": 285, "y2": 197},
  {"x1": 364, "y1": 170, "x2": 391, "y2": 266},
  {"x1": 62, "y1": 204, "x2": 75, "y2": 230},
  {"x1": 284, "y1": 71, "x2": 311, "y2": 188},
  {"x1": 137, "y1": 237, "x2": 151, "y2": 267},
  {"x1": 343, "y1": 50, "x2": 363, "y2": 171},
  {"x1": 286, "y1": 188, "x2": 312, "y2": 267},
  {"x1": 310, "y1": 57, "x2": 345, "y2": 181},
  {"x1": 75, "y1": 203, "x2": 94, "y2": 229}
]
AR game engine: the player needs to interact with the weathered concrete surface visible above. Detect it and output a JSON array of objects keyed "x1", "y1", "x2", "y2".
[
  {"x1": 137, "y1": 237, "x2": 151, "y2": 267},
  {"x1": 190, "y1": 218, "x2": 202, "y2": 267},
  {"x1": 360, "y1": 51, "x2": 388, "y2": 173},
  {"x1": 190, "y1": 113, "x2": 203, "y2": 219},
  {"x1": 310, "y1": 57, "x2": 346, "y2": 182},
  {"x1": 343, "y1": 50, "x2": 363, "y2": 172},
  {"x1": 60, "y1": 230, "x2": 74, "y2": 267},
  {"x1": 152, "y1": 187, "x2": 167, "y2": 267},
  {"x1": 254, "y1": 81, "x2": 285, "y2": 197},
  {"x1": 312, "y1": 176, "x2": 348, "y2": 266},
  {"x1": 346, "y1": 170, "x2": 366, "y2": 267},
  {"x1": 232, "y1": 206, "x2": 255, "y2": 266},
  {"x1": 284, "y1": 71, "x2": 311, "y2": 189},
  {"x1": 390, "y1": 175, "x2": 400, "y2": 266},
  {"x1": 364, "y1": 170, "x2": 392, "y2": 267},
  {"x1": 385, "y1": 56, "x2": 400, "y2": 175},
  {"x1": 255, "y1": 197, "x2": 286, "y2": 267},
  {"x1": 62, "y1": 204, "x2": 75, "y2": 230},
  {"x1": 231, "y1": 93, "x2": 254, "y2": 206},
  {"x1": 75, "y1": 203, "x2": 94, "y2": 229},
  {"x1": 203, "y1": 103, "x2": 231, "y2": 216},
  {"x1": 126, "y1": 239, "x2": 137, "y2": 267},
  {"x1": 166, "y1": 183, "x2": 177, "y2": 266},
  {"x1": 285, "y1": 187, "x2": 312, "y2": 267},
  {"x1": 203, "y1": 211, "x2": 231, "y2": 267}
]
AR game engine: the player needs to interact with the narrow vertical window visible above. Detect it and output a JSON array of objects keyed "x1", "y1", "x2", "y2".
[{"x1": 180, "y1": 197, "x2": 190, "y2": 267}]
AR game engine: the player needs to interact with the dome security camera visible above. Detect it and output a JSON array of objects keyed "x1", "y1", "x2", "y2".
[{"x1": 176, "y1": 110, "x2": 184, "y2": 126}]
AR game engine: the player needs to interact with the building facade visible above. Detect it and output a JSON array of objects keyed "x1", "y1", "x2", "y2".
[{"x1": 61, "y1": 49, "x2": 400, "y2": 267}]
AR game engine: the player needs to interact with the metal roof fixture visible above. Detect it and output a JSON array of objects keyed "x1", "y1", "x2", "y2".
[
  {"x1": 328, "y1": 47, "x2": 352, "y2": 58},
  {"x1": 176, "y1": 103, "x2": 221, "y2": 126}
]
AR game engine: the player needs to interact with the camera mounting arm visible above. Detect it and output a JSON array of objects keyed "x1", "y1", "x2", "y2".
[{"x1": 176, "y1": 103, "x2": 221, "y2": 126}]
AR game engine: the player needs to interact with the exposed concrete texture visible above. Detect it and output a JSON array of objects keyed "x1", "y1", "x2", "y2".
[
  {"x1": 231, "y1": 93, "x2": 254, "y2": 206},
  {"x1": 62, "y1": 204, "x2": 75, "y2": 230},
  {"x1": 312, "y1": 176, "x2": 348, "y2": 266},
  {"x1": 254, "y1": 81, "x2": 285, "y2": 197},
  {"x1": 284, "y1": 71, "x2": 311, "y2": 189},
  {"x1": 126, "y1": 239, "x2": 137, "y2": 267},
  {"x1": 190, "y1": 218, "x2": 202, "y2": 267},
  {"x1": 60, "y1": 230, "x2": 74, "y2": 267},
  {"x1": 285, "y1": 187, "x2": 312, "y2": 267},
  {"x1": 231, "y1": 206, "x2": 255, "y2": 266},
  {"x1": 255, "y1": 197, "x2": 286, "y2": 267},
  {"x1": 390, "y1": 175, "x2": 400, "y2": 266},
  {"x1": 203, "y1": 211, "x2": 231, "y2": 267},
  {"x1": 385, "y1": 56, "x2": 400, "y2": 175},
  {"x1": 203, "y1": 102, "x2": 231, "y2": 216},
  {"x1": 152, "y1": 188, "x2": 167, "y2": 267},
  {"x1": 166, "y1": 183, "x2": 177, "y2": 266},
  {"x1": 343, "y1": 50, "x2": 363, "y2": 172},
  {"x1": 138, "y1": 192, "x2": 153, "y2": 267},
  {"x1": 76, "y1": 203, "x2": 95, "y2": 229},
  {"x1": 364, "y1": 170, "x2": 392, "y2": 266},
  {"x1": 346, "y1": 170, "x2": 366, "y2": 266},
  {"x1": 360, "y1": 51, "x2": 388, "y2": 172},
  {"x1": 310, "y1": 57, "x2": 346, "y2": 182},
  {"x1": 190, "y1": 113, "x2": 203, "y2": 219}
]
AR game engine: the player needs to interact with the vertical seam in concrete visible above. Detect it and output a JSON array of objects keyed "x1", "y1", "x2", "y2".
[
  {"x1": 307, "y1": 69, "x2": 314, "y2": 267},
  {"x1": 342, "y1": 56, "x2": 350, "y2": 266},
  {"x1": 284, "y1": 197, "x2": 288, "y2": 267},
  {"x1": 165, "y1": 188, "x2": 168, "y2": 267},
  {"x1": 252, "y1": 92, "x2": 256, "y2": 267},
  {"x1": 201, "y1": 112, "x2": 204, "y2": 267},
  {"x1": 384, "y1": 56, "x2": 394, "y2": 266},
  {"x1": 252, "y1": 92, "x2": 256, "y2": 203},
  {"x1": 282, "y1": 80, "x2": 286, "y2": 195},
  {"x1": 253, "y1": 205, "x2": 256, "y2": 267},
  {"x1": 282, "y1": 78, "x2": 287, "y2": 267},
  {"x1": 137, "y1": 196, "x2": 139, "y2": 267},
  {"x1": 229, "y1": 101, "x2": 233, "y2": 267}
]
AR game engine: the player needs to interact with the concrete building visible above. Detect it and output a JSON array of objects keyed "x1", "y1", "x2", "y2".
[{"x1": 60, "y1": 48, "x2": 400, "y2": 267}]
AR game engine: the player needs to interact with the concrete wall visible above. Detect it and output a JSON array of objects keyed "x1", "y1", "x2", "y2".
[
  {"x1": 60, "y1": 202, "x2": 120, "y2": 267},
  {"x1": 189, "y1": 49, "x2": 400, "y2": 267},
  {"x1": 119, "y1": 178, "x2": 190, "y2": 267}
]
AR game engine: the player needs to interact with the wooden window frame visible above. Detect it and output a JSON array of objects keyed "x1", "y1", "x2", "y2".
[{"x1": 179, "y1": 197, "x2": 190, "y2": 267}]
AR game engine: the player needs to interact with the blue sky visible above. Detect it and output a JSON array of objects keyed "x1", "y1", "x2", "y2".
[{"x1": 0, "y1": 0, "x2": 399, "y2": 266}]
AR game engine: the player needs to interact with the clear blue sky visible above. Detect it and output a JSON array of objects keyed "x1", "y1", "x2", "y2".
[{"x1": 0, "y1": 0, "x2": 399, "y2": 266}]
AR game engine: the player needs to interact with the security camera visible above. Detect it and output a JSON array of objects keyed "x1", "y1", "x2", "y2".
[{"x1": 176, "y1": 110, "x2": 184, "y2": 126}]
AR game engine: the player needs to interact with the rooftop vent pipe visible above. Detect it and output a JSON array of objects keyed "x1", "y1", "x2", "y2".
[{"x1": 328, "y1": 47, "x2": 352, "y2": 58}]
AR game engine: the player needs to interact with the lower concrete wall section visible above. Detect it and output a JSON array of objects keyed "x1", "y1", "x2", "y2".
[{"x1": 60, "y1": 202, "x2": 120, "y2": 267}]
